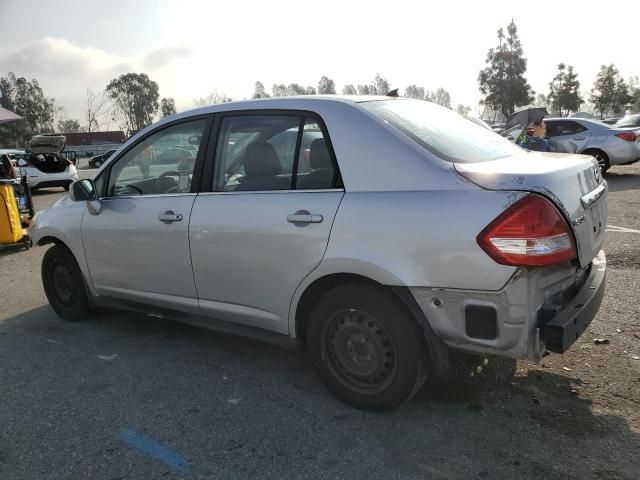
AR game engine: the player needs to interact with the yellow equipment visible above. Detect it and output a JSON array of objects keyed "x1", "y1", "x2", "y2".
[{"x1": 0, "y1": 179, "x2": 27, "y2": 246}]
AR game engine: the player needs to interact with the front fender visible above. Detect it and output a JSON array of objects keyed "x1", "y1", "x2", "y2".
[{"x1": 30, "y1": 201, "x2": 95, "y2": 295}]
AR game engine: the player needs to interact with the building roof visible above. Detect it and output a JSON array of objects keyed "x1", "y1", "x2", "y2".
[{"x1": 61, "y1": 131, "x2": 126, "y2": 146}]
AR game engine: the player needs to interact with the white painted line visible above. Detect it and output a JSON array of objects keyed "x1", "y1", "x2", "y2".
[
  {"x1": 96, "y1": 354, "x2": 118, "y2": 361},
  {"x1": 606, "y1": 225, "x2": 640, "y2": 234}
]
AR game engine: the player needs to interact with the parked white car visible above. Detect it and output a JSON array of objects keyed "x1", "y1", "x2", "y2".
[
  {"x1": 30, "y1": 96, "x2": 607, "y2": 410},
  {"x1": 20, "y1": 135, "x2": 78, "y2": 190}
]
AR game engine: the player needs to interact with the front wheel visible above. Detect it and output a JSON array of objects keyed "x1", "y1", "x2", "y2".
[
  {"x1": 307, "y1": 283, "x2": 430, "y2": 411},
  {"x1": 42, "y1": 244, "x2": 93, "y2": 322}
]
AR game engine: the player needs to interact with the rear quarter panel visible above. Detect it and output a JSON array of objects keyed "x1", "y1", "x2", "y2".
[{"x1": 289, "y1": 189, "x2": 524, "y2": 334}]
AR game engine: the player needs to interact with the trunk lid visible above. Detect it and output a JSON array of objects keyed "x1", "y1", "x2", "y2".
[
  {"x1": 455, "y1": 151, "x2": 607, "y2": 267},
  {"x1": 26, "y1": 135, "x2": 66, "y2": 154}
]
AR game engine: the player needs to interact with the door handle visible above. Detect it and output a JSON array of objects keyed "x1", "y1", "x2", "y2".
[
  {"x1": 573, "y1": 137, "x2": 586, "y2": 140},
  {"x1": 158, "y1": 210, "x2": 183, "y2": 223},
  {"x1": 287, "y1": 211, "x2": 323, "y2": 224}
]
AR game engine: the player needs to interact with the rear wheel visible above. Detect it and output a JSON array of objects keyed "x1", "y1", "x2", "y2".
[
  {"x1": 94, "y1": 159, "x2": 103, "y2": 168},
  {"x1": 307, "y1": 283, "x2": 430, "y2": 411},
  {"x1": 584, "y1": 149, "x2": 610, "y2": 173},
  {"x1": 42, "y1": 244, "x2": 93, "y2": 322}
]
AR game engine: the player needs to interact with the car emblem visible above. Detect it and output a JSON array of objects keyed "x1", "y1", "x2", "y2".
[
  {"x1": 593, "y1": 166, "x2": 600, "y2": 183},
  {"x1": 572, "y1": 215, "x2": 587, "y2": 226}
]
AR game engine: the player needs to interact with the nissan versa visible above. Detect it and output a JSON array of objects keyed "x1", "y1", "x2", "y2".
[{"x1": 30, "y1": 96, "x2": 607, "y2": 411}]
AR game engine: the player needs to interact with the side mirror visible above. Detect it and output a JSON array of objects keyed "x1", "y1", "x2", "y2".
[
  {"x1": 70, "y1": 179, "x2": 102, "y2": 215},
  {"x1": 69, "y1": 179, "x2": 97, "y2": 201}
]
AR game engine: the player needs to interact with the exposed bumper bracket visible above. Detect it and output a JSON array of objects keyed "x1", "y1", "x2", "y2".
[{"x1": 539, "y1": 252, "x2": 606, "y2": 354}]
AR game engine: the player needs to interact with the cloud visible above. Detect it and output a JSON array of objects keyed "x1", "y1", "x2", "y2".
[
  {"x1": 0, "y1": 37, "x2": 131, "y2": 78},
  {"x1": 143, "y1": 46, "x2": 192, "y2": 70},
  {"x1": 0, "y1": 37, "x2": 191, "y2": 121}
]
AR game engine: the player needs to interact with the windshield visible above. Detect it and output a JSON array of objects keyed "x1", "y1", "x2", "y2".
[{"x1": 362, "y1": 99, "x2": 521, "y2": 163}]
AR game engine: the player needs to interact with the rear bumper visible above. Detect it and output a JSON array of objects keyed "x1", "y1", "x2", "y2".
[
  {"x1": 606, "y1": 142, "x2": 640, "y2": 166},
  {"x1": 539, "y1": 251, "x2": 606, "y2": 353},
  {"x1": 30, "y1": 179, "x2": 73, "y2": 189},
  {"x1": 410, "y1": 250, "x2": 607, "y2": 361}
]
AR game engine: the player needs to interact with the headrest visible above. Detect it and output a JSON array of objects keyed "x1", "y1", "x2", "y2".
[
  {"x1": 244, "y1": 142, "x2": 281, "y2": 179},
  {"x1": 310, "y1": 138, "x2": 331, "y2": 169}
]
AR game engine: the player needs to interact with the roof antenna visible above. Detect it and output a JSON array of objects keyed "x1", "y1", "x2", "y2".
[{"x1": 386, "y1": 88, "x2": 399, "y2": 97}]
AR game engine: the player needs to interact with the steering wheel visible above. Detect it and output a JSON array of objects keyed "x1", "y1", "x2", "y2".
[
  {"x1": 159, "y1": 170, "x2": 183, "y2": 178},
  {"x1": 156, "y1": 170, "x2": 188, "y2": 194},
  {"x1": 122, "y1": 184, "x2": 143, "y2": 195}
]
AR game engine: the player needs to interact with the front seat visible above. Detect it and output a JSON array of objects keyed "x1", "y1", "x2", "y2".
[
  {"x1": 297, "y1": 138, "x2": 334, "y2": 189},
  {"x1": 234, "y1": 142, "x2": 291, "y2": 191}
]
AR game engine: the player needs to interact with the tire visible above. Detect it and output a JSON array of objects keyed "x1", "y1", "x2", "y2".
[
  {"x1": 42, "y1": 244, "x2": 93, "y2": 322},
  {"x1": 94, "y1": 160, "x2": 102, "y2": 168},
  {"x1": 585, "y1": 149, "x2": 610, "y2": 173},
  {"x1": 307, "y1": 283, "x2": 430, "y2": 411}
]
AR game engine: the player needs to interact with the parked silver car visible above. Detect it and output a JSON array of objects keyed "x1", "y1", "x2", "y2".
[
  {"x1": 30, "y1": 97, "x2": 607, "y2": 410},
  {"x1": 503, "y1": 118, "x2": 640, "y2": 172}
]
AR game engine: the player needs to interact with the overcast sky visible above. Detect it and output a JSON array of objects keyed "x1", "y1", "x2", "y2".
[{"x1": 1, "y1": 0, "x2": 637, "y2": 123}]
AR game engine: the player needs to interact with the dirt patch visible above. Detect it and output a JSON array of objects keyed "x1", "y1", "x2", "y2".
[{"x1": 605, "y1": 249, "x2": 640, "y2": 269}]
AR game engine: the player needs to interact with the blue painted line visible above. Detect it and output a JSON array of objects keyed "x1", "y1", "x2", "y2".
[{"x1": 118, "y1": 428, "x2": 191, "y2": 473}]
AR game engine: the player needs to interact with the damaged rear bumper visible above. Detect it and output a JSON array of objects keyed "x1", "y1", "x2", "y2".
[
  {"x1": 409, "y1": 250, "x2": 607, "y2": 361},
  {"x1": 539, "y1": 251, "x2": 606, "y2": 353}
]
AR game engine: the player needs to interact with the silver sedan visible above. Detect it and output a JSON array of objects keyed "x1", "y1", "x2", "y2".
[
  {"x1": 30, "y1": 96, "x2": 607, "y2": 410},
  {"x1": 504, "y1": 118, "x2": 640, "y2": 172}
]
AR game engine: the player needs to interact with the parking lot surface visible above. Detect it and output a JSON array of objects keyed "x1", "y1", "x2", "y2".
[{"x1": 1, "y1": 162, "x2": 639, "y2": 479}]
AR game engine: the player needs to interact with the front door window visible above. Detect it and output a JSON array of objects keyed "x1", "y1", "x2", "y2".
[{"x1": 108, "y1": 120, "x2": 206, "y2": 197}]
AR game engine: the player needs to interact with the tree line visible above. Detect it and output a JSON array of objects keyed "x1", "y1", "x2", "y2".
[
  {"x1": 478, "y1": 20, "x2": 639, "y2": 120},
  {"x1": 1, "y1": 20, "x2": 639, "y2": 147}
]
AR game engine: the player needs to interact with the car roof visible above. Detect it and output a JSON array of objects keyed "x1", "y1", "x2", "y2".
[
  {"x1": 184, "y1": 95, "x2": 394, "y2": 115},
  {"x1": 140, "y1": 95, "x2": 403, "y2": 140},
  {"x1": 545, "y1": 117, "x2": 609, "y2": 128}
]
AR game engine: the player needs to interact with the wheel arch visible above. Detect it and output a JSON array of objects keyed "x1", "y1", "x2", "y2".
[
  {"x1": 292, "y1": 271, "x2": 450, "y2": 375},
  {"x1": 579, "y1": 147, "x2": 609, "y2": 160},
  {"x1": 36, "y1": 235, "x2": 65, "y2": 247}
]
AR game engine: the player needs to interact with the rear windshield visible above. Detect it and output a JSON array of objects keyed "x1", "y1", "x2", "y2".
[{"x1": 361, "y1": 99, "x2": 521, "y2": 163}]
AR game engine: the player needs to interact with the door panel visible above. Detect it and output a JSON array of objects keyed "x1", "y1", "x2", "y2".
[
  {"x1": 81, "y1": 118, "x2": 209, "y2": 312},
  {"x1": 547, "y1": 121, "x2": 590, "y2": 153},
  {"x1": 82, "y1": 195, "x2": 199, "y2": 312},
  {"x1": 189, "y1": 191, "x2": 343, "y2": 334}
]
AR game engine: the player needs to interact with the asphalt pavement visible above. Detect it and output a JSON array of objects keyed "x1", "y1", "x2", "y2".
[{"x1": 1, "y1": 161, "x2": 639, "y2": 480}]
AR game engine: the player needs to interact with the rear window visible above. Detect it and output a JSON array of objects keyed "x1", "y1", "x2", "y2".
[{"x1": 361, "y1": 99, "x2": 521, "y2": 163}]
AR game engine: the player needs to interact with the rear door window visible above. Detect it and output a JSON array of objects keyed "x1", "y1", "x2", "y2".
[
  {"x1": 213, "y1": 115, "x2": 338, "y2": 191},
  {"x1": 547, "y1": 121, "x2": 587, "y2": 137}
]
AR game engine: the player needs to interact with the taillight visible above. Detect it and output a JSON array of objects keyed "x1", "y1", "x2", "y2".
[
  {"x1": 615, "y1": 131, "x2": 637, "y2": 142},
  {"x1": 477, "y1": 194, "x2": 576, "y2": 267}
]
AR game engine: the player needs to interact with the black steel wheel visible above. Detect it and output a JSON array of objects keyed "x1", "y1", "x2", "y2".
[
  {"x1": 307, "y1": 283, "x2": 430, "y2": 411},
  {"x1": 324, "y1": 309, "x2": 397, "y2": 395},
  {"x1": 42, "y1": 244, "x2": 93, "y2": 322}
]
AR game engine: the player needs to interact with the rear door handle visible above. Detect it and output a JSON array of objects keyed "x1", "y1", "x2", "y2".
[
  {"x1": 158, "y1": 210, "x2": 183, "y2": 223},
  {"x1": 287, "y1": 211, "x2": 323, "y2": 224}
]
